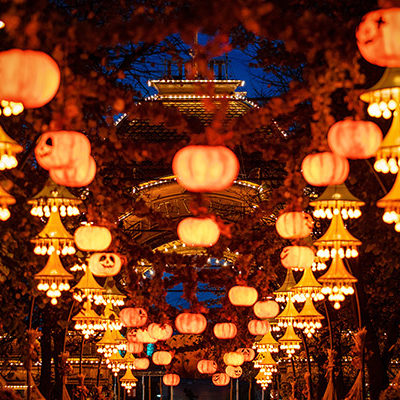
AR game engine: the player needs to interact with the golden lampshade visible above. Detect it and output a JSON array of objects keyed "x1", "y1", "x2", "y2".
[
  {"x1": 120, "y1": 368, "x2": 138, "y2": 393},
  {"x1": 253, "y1": 351, "x2": 277, "y2": 373},
  {"x1": 73, "y1": 267, "x2": 105, "y2": 305},
  {"x1": 105, "y1": 349, "x2": 125, "y2": 376},
  {"x1": 96, "y1": 328, "x2": 126, "y2": 357},
  {"x1": 276, "y1": 297, "x2": 299, "y2": 328},
  {"x1": 0, "y1": 125, "x2": 22, "y2": 170},
  {"x1": 273, "y1": 269, "x2": 297, "y2": 303},
  {"x1": 291, "y1": 267, "x2": 324, "y2": 302},
  {"x1": 101, "y1": 303, "x2": 123, "y2": 331},
  {"x1": 253, "y1": 330, "x2": 280, "y2": 353},
  {"x1": 377, "y1": 172, "x2": 400, "y2": 231},
  {"x1": 103, "y1": 277, "x2": 126, "y2": 306},
  {"x1": 0, "y1": 182, "x2": 15, "y2": 221},
  {"x1": 278, "y1": 324, "x2": 301, "y2": 357},
  {"x1": 296, "y1": 297, "x2": 324, "y2": 337}
]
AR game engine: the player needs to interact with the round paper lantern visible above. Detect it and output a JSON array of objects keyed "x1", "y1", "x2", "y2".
[
  {"x1": 126, "y1": 342, "x2": 143, "y2": 354},
  {"x1": 50, "y1": 155, "x2": 96, "y2": 187},
  {"x1": 172, "y1": 145, "x2": 239, "y2": 192},
  {"x1": 35, "y1": 131, "x2": 91, "y2": 171},
  {"x1": 163, "y1": 374, "x2": 180, "y2": 386},
  {"x1": 223, "y1": 352, "x2": 244, "y2": 366},
  {"x1": 177, "y1": 217, "x2": 220, "y2": 247},
  {"x1": 275, "y1": 212, "x2": 314, "y2": 239},
  {"x1": 74, "y1": 225, "x2": 112, "y2": 252},
  {"x1": 175, "y1": 313, "x2": 207, "y2": 334},
  {"x1": 133, "y1": 358, "x2": 150, "y2": 370},
  {"x1": 253, "y1": 300, "x2": 280, "y2": 319},
  {"x1": 356, "y1": 8, "x2": 400, "y2": 67},
  {"x1": 328, "y1": 120, "x2": 382, "y2": 159},
  {"x1": 225, "y1": 365, "x2": 242, "y2": 378},
  {"x1": 228, "y1": 286, "x2": 258, "y2": 306},
  {"x1": 213, "y1": 323, "x2": 237, "y2": 339},
  {"x1": 147, "y1": 323, "x2": 173, "y2": 341},
  {"x1": 152, "y1": 351, "x2": 172, "y2": 366},
  {"x1": 301, "y1": 152, "x2": 349, "y2": 187},
  {"x1": 120, "y1": 308, "x2": 148, "y2": 328},
  {"x1": 197, "y1": 360, "x2": 217, "y2": 374},
  {"x1": 88, "y1": 253, "x2": 122, "y2": 277},
  {"x1": 280, "y1": 246, "x2": 315, "y2": 270},
  {"x1": 248, "y1": 319, "x2": 270, "y2": 336},
  {"x1": 236, "y1": 348, "x2": 255, "y2": 362},
  {"x1": 212, "y1": 373, "x2": 230, "y2": 386},
  {"x1": 0, "y1": 49, "x2": 60, "y2": 108},
  {"x1": 135, "y1": 329, "x2": 157, "y2": 344}
]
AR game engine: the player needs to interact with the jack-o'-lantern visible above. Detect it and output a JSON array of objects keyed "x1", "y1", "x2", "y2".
[
  {"x1": 147, "y1": 323, "x2": 173, "y2": 341},
  {"x1": 236, "y1": 348, "x2": 255, "y2": 362},
  {"x1": 225, "y1": 365, "x2": 242, "y2": 378},
  {"x1": 197, "y1": 360, "x2": 217, "y2": 374},
  {"x1": 228, "y1": 286, "x2": 258, "y2": 306},
  {"x1": 126, "y1": 342, "x2": 143, "y2": 354},
  {"x1": 280, "y1": 246, "x2": 315, "y2": 270},
  {"x1": 253, "y1": 300, "x2": 280, "y2": 319},
  {"x1": 172, "y1": 145, "x2": 239, "y2": 192},
  {"x1": 152, "y1": 351, "x2": 172, "y2": 365},
  {"x1": 50, "y1": 155, "x2": 96, "y2": 187},
  {"x1": 248, "y1": 320, "x2": 270, "y2": 336},
  {"x1": 276, "y1": 212, "x2": 314, "y2": 239},
  {"x1": 133, "y1": 358, "x2": 150, "y2": 370},
  {"x1": 357, "y1": 8, "x2": 400, "y2": 67},
  {"x1": 135, "y1": 329, "x2": 157, "y2": 344},
  {"x1": 301, "y1": 152, "x2": 349, "y2": 187},
  {"x1": 35, "y1": 131, "x2": 91, "y2": 170},
  {"x1": 74, "y1": 225, "x2": 112, "y2": 252},
  {"x1": 177, "y1": 217, "x2": 220, "y2": 247},
  {"x1": 223, "y1": 352, "x2": 244, "y2": 366},
  {"x1": 88, "y1": 253, "x2": 122, "y2": 277},
  {"x1": 163, "y1": 374, "x2": 180, "y2": 386},
  {"x1": 120, "y1": 308, "x2": 148, "y2": 328},
  {"x1": 212, "y1": 373, "x2": 230, "y2": 386},
  {"x1": 213, "y1": 322, "x2": 237, "y2": 339},
  {"x1": 175, "y1": 313, "x2": 207, "y2": 334}
]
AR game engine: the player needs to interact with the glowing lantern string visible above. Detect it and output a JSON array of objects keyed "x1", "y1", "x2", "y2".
[
  {"x1": 31, "y1": 210, "x2": 75, "y2": 256},
  {"x1": 291, "y1": 267, "x2": 324, "y2": 303},
  {"x1": 297, "y1": 297, "x2": 324, "y2": 337},
  {"x1": 273, "y1": 268, "x2": 297, "y2": 303},
  {"x1": 120, "y1": 368, "x2": 138, "y2": 394},
  {"x1": 73, "y1": 267, "x2": 105, "y2": 305},
  {"x1": 34, "y1": 251, "x2": 73, "y2": 305},
  {"x1": 0, "y1": 183, "x2": 15, "y2": 221},
  {"x1": 73, "y1": 300, "x2": 106, "y2": 339},
  {"x1": 0, "y1": 125, "x2": 22, "y2": 170},
  {"x1": 278, "y1": 324, "x2": 302, "y2": 357}
]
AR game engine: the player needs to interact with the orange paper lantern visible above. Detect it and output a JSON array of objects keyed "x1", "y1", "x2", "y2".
[
  {"x1": 135, "y1": 329, "x2": 158, "y2": 344},
  {"x1": 0, "y1": 49, "x2": 60, "y2": 108},
  {"x1": 163, "y1": 374, "x2": 180, "y2": 386},
  {"x1": 88, "y1": 253, "x2": 122, "y2": 277},
  {"x1": 177, "y1": 217, "x2": 220, "y2": 247},
  {"x1": 223, "y1": 352, "x2": 244, "y2": 366},
  {"x1": 74, "y1": 225, "x2": 112, "y2": 252},
  {"x1": 253, "y1": 300, "x2": 280, "y2": 319},
  {"x1": 133, "y1": 357, "x2": 150, "y2": 370},
  {"x1": 50, "y1": 155, "x2": 96, "y2": 187},
  {"x1": 175, "y1": 313, "x2": 207, "y2": 334},
  {"x1": 126, "y1": 342, "x2": 143, "y2": 354},
  {"x1": 172, "y1": 145, "x2": 239, "y2": 192},
  {"x1": 120, "y1": 308, "x2": 148, "y2": 328},
  {"x1": 225, "y1": 365, "x2": 242, "y2": 378},
  {"x1": 152, "y1": 351, "x2": 172, "y2": 366},
  {"x1": 147, "y1": 323, "x2": 173, "y2": 341},
  {"x1": 248, "y1": 319, "x2": 270, "y2": 336},
  {"x1": 328, "y1": 120, "x2": 382, "y2": 159},
  {"x1": 275, "y1": 212, "x2": 314, "y2": 239},
  {"x1": 301, "y1": 152, "x2": 349, "y2": 187},
  {"x1": 212, "y1": 373, "x2": 230, "y2": 386},
  {"x1": 280, "y1": 246, "x2": 315, "y2": 270},
  {"x1": 228, "y1": 286, "x2": 258, "y2": 306},
  {"x1": 236, "y1": 348, "x2": 255, "y2": 362},
  {"x1": 213, "y1": 322, "x2": 237, "y2": 339},
  {"x1": 356, "y1": 8, "x2": 400, "y2": 67},
  {"x1": 197, "y1": 360, "x2": 217, "y2": 374}
]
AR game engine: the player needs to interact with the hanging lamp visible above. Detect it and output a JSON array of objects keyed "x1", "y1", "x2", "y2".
[
  {"x1": 255, "y1": 370, "x2": 273, "y2": 389},
  {"x1": 105, "y1": 350, "x2": 125, "y2": 376},
  {"x1": 291, "y1": 267, "x2": 324, "y2": 303},
  {"x1": 319, "y1": 255, "x2": 357, "y2": 309},
  {"x1": 31, "y1": 210, "x2": 75, "y2": 256},
  {"x1": 0, "y1": 183, "x2": 15, "y2": 221},
  {"x1": 0, "y1": 125, "x2": 22, "y2": 170},
  {"x1": 253, "y1": 351, "x2": 277, "y2": 374},
  {"x1": 296, "y1": 297, "x2": 324, "y2": 337},
  {"x1": 278, "y1": 324, "x2": 301, "y2": 357},
  {"x1": 120, "y1": 368, "x2": 138, "y2": 394},
  {"x1": 314, "y1": 214, "x2": 361, "y2": 259},
  {"x1": 73, "y1": 300, "x2": 106, "y2": 338},
  {"x1": 310, "y1": 184, "x2": 364, "y2": 220},
  {"x1": 28, "y1": 179, "x2": 81, "y2": 218},
  {"x1": 253, "y1": 330, "x2": 280, "y2": 353},
  {"x1": 96, "y1": 328, "x2": 126, "y2": 358},
  {"x1": 35, "y1": 251, "x2": 73, "y2": 305},
  {"x1": 103, "y1": 277, "x2": 126, "y2": 306},
  {"x1": 276, "y1": 297, "x2": 300, "y2": 328},
  {"x1": 273, "y1": 268, "x2": 297, "y2": 303},
  {"x1": 377, "y1": 172, "x2": 400, "y2": 231},
  {"x1": 73, "y1": 266, "x2": 105, "y2": 305},
  {"x1": 102, "y1": 303, "x2": 123, "y2": 331}
]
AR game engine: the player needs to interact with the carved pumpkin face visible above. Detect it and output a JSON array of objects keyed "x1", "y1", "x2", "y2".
[
  {"x1": 120, "y1": 308, "x2": 148, "y2": 328},
  {"x1": 212, "y1": 373, "x2": 230, "y2": 386},
  {"x1": 236, "y1": 348, "x2": 255, "y2": 362},
  {"x1": 50, "y1": 155, "x2": 96, "y2": 187},
  {"x1": 225, "y1": 365, "x2": 242, "y2": 378},
  {"x1": 88, "y1": 253, "x2": 122, "y2": 277},
  {"x1": 276, "y1": 212, "x2": 314, "y2": 239},
  {"x1": 35, "y1": 131, "x2": 91, "y2": 170},
  {"x1": 197, "y1": 360, "x2": 217, "y2": 374},
  {"x1": 147, "y1": 323, "x2": 173, "y2": 341}
]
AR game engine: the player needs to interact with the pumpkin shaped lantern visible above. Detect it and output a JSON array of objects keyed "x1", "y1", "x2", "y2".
[
  {"x1": 120, "y1": 308, "x2": 148, "y2": 328},
  {"x1": 236, "y1": 348, "x2": 255, "y2": 362},
  {"x1": 225, "y1": 365, "x2": 242, "y2": 378},
  {"x1": 152, "y1": 351, "x2": 172, "y2": 366},
  {"x1": 228, "y1": 286, "x2": 258, "y2": 306},
  {"x1": 172, "y1": 145, "x2": 239, "y2": 192},
  {"x1": 147, "y1": 323, "x2": 173, "y2": 341},
  {"x1": 280, "y1": 246, "x2": 315, "y2": 270},
  {"x1": 253, "y1": 300, "x2": 280, "y2": 319},
  {"x1": 133, "y1": 358, "x2": 150, "y2": 370},
  {"x1": 213, "y1": 322, "x2": 237, "y2": 339},
  {"x1": 50, "y1": 155, "x2": 96, "y2": 187},
  {"x1": 163, "y1": 374, "x2": 180, "y2": 386},
  {"x1": 175, "y1": 313, "x2": 207, "y2": 334},
  {"x1": 177, "y1": 217, "x2": 220, "y2": 247},
  {"x1": 126, "y1": 342, "x2": 143, "y2": 354},
  {"x1": 248, "y1": 320, "x2": 270, "y2": 336},
  {"x1": 276, "y1": 212, "x2": 314, "y2": 239},
  {"x1": 74, "y1": 225, "x2": 112, "y2": 252},
  {"x1": 89, "y1": 253, "x2": 122, "y2": 277},
  {"x1": 223, "y1": 352, "x2": 244, "y2": 366},
  {"x1": 212, "y1": 373, "x2": 230, "y2": 386},
  {"x1": 197, "y1": 360, "x2": 217, "y2": 374}
]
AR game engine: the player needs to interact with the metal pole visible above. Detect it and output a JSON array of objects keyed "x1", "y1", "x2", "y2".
[
  {"x1": 261, "y1": 388, "x2": 265, "y2": 400},
  {"x1": 142, "y1": 376, "x2": 145, "y2": 400},
  {"x1": 171, "y1": 386, "x2": 173, "y2": 400},
  {"x1": 148, "y1": 375, "x2": 151, "y2": 400},
  {"x1": 236, "y1": 379, "x2": 239, "y2": 400}
]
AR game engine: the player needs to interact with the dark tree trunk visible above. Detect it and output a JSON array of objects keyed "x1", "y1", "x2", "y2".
[
  {"x1": 53, "y1": 330, "x2": 65, "y2": 400},
  {"x1": 39, "y1": 316, "x2": 52, "y2": 399}
]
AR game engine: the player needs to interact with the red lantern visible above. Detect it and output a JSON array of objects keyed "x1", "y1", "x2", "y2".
[
  {"x1": 152, "y1": 351, "x2": 172, "y2": 366},
  {"x1": 175, "y1": 313, "x2": 207, "y2": 334},
  {"x1": 177, "y1": 217, "x2": 220, "y2": 247},
  {"x1": 223, "y1": 352, "x2": 244, "y2": 366},
  {"x1": 328, "y1": 120, "x2": 382, "y2": 159},
  {"x1": 88, "y1": 253, "x2": 122, "y2": 277},
  {"x1": 163, "y1": 374, "x2": 180, "y2": 386},
  {"x1": 74, "y1": 225, "x2": 112, "y2": 252},
  {"x1": 236, "y1": 348, "x2": 255, "y2": 362},
  {"x1": 35, "y1": 131, "x2": 91, "y2": 171},
  {"x1": 147, "y1": 323, "x2": 173, "y2": 341},
  {"x1": 197, "y1": 360, "x2": 217, "y2": 374},
  {"x1": 225, "y1": 365, "x2": 242, "y2": 378},
  {"x1": 133, "y1": 358, "x2": 150, "y2": 370},
  {"x1": 213, "y1": 323, "x2": 237, "y2": 339},
  {"x1": 0, "y1": 49, "x2": 60, "y2": 108},
  {"x1": 228, "y1": 286, "x2": 258, "y2": 306},
  {"x1": 120, "y1": 308, "x2": 148, "y2": 328},
  {"x1": 356, "y1": 8, "x2": 400, "y2": 67},
  {"x1": 253, "y1": 300, "x2": 280, "y2": 319},
  {"x1": 126, "y1": 342, "x2": 143, "y2": 354},
  {"x1": 50, "y1": 155, "x2": 96, "y2": 187},
  {"x1": 280, "y1": 246, "x2": 315, "y2": 270},
  {"x1": 212, "y1": 373, "x2": 230, "y2": 386},
  {"x1": 275, "y1": 212, "x2": 314, "y2": 239},
  {"x1": 301, "y1": 152, "x2": 349, "y2": 187},
  {"x1": 172, "y1": 145, "x2": 239, "y2": 192},
  {"x1": 248, "y1": 319, "x2": 270, "y2": 336}
]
